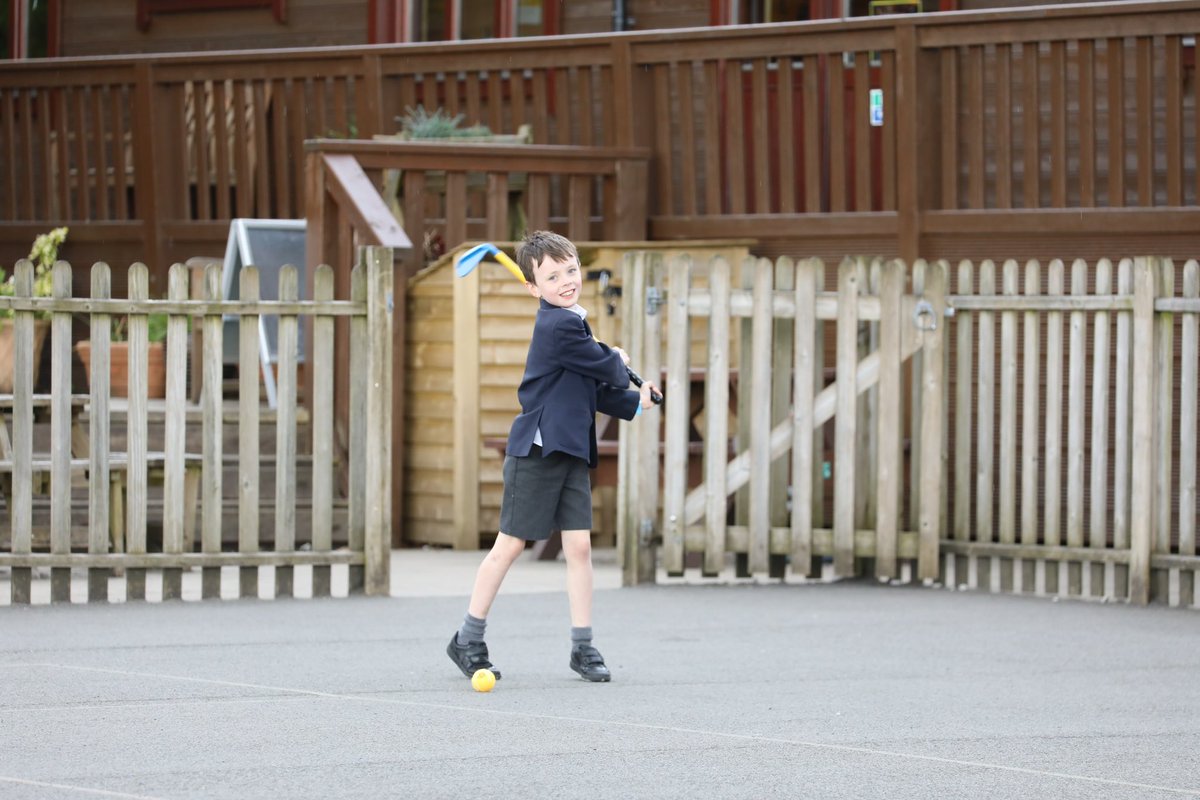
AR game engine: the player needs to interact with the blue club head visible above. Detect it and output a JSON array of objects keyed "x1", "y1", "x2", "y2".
[{"x1": 456, "y1": 243, "x2": 499, "y2": 278}]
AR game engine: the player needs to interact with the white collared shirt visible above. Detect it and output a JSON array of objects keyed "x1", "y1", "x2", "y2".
[{"x1": 534, "y1": 304, "x2": 587, "y2": 447}]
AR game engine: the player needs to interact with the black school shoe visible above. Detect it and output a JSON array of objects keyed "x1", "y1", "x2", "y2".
[
  {"x1": 570, "y1": 643, "x2": 611, "y2": 682},
  {"x1": 446, "y1": 634, "x2": 502, "y2": 680}
]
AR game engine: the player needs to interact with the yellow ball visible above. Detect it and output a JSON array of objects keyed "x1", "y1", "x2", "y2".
[{"x1": 471, "y1": 668, "x2": 496, "y2": 693}]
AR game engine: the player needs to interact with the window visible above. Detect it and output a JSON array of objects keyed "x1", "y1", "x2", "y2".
[
  {"x1": 460, "y1": 0, "x2": 496, "y2": 39},
  {"x1": 413, "y1": 0, "x2": 450, "y2": 40},
  {"x1": 395, "y1": 0, "x2": 553, "y2": 43},
  {"x1": 3, "y1": 0, "x2": 56, "y2": 59},
  {"x1": 514, "y1": 0, "x2": 543, "y2": 37}
]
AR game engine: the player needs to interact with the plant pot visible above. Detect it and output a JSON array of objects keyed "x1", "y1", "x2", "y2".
[
  {"x1": 0, "y1": 318, "x2": 50, "y2": 393},
  {"x1": 75, "y1": 340, "x2": 167, "y2": 399}
]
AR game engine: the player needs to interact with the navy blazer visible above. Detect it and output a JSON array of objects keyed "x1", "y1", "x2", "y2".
[{"x1": 506, "y1": 299, "x2": 641, "y2": 468}]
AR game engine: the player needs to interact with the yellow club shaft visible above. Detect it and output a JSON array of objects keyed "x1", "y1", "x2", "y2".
[{"x1": 493, "y1": 250, "x2": 527, "y2": 284}]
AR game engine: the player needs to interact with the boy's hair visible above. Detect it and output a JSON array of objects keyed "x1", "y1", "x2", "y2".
[{"x1": 515, "y1": 230, "x2": 578, "y2": 282}]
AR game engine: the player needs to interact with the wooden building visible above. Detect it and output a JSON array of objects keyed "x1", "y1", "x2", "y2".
[{"x1": 7, "y1": 0, "x2": 1086, "y2": 60}]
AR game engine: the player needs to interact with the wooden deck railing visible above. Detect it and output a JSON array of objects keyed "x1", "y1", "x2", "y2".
[
  {"x1": 0, "y1": 250, "x2": 393, "y2": 604},
  {"x1": 5, "y1": 1, "x2": 1200, "y2": 284}
]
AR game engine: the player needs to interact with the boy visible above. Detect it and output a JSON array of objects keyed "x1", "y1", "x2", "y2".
[{"x1": 447, "y1": 231, "x2": 659, "y2": 683}]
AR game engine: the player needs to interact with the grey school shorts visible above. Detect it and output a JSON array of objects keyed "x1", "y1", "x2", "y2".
[{"x1": 499, "y1": 444, "x2": 592, "y2": 541}]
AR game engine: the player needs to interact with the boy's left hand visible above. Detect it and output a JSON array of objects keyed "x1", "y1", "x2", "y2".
[{"x1": 639, "y1": 382, "x2": 661, "y2": 408}]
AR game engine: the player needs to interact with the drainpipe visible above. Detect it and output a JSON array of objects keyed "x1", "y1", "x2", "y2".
[{"x1": 613, "y1": 0, "x2": 627, "y2": 31}]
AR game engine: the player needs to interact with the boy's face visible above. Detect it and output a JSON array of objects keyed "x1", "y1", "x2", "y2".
[{"x1": 526, "y1": 253, "x2": 582, "y2": 308}]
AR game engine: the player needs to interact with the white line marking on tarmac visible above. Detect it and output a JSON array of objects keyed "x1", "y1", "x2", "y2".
[
  {"x1": 0, "y1": 775, "x2": 164, "y2": 799},
  {"x1": 1, "y1": 693, "x2": 313, "y2": 715},
  {"x1": 20, "y1": 662, "x2": 1200, "y2": 797}
]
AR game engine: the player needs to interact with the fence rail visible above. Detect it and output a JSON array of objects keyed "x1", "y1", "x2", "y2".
[
  {"x1": 619, "y1": 252, "x2": 1199, "y2": 608},
  {"x1": 0, "y1": 248, "x2": 393, "y2": 604}
]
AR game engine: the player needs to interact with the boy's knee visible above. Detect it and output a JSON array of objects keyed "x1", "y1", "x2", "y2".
[
  {"x1": 489, "y1": 533, "x2": 526, "y2": 564},
  {"x1": 560, "y1": 530, "x2": 592, "y2": 561}
]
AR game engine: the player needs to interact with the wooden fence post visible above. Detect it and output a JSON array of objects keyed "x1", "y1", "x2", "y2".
[
  {"x1": 50, "y1": 262, "x2": 72, "y2": 603},
  {"x1": 748, "y1": 257, "x2": 773, "y2": 576},
  {"x1": 275, "y1": 265, "x2": 299, "y2": 599},
  {"x1": 312, "y1": 265, "x2": 336, "y2": 597},
  {"x1": 1179, "y1": 260, "x2": 1198, "y2": 608},
  {"x1": 10, "y1": 261, "x2": 35, "y2": 604},
  {"x1": 619, "y1": 251, "x2": 648, "y2": 585},
  {"x1": 162, "y1": 264, "x2": 190, "y2": 600},
  {"x1": 88, "y1": 263, "x2": 112, "y2": 603},
  {"x1": 791, "y1": 258, "x2": 819, "y2": 577},
  {"x1": 127, "y1": 264, "x2": 151, "y2": 601},
  {"x1": 1153, "y1": 258, "x2": 1176, "y2": 603},
  {"x1": 834, "y1": 257, "x2": 859, "y2": 577},
  {"x1": 452, "y1": 238, "x2": 481, "y2": 550},
  {"x1": 661, "y1": 254, "x2": 692, "y2": 577},
  {"x1": 364, "y1": 245, "x2": 394, "y2": 596},
  {"x1": 917, "y1": 260, "x2": 947, "y2": 581},
  {"x1": 348, "y1": 259, "x2": 367, "y2": 593},
  {"x1": 876, "y1": 259, "x2": 904, "y2": 580},
  {"x1": 238, "y1": 266, "x2": 262, "y2": 599},
  {"x1": 703, "y1": 256, "x2": 731, "y2": 577},
  {"x1": 634, "y1": 253, "x2": 663, "y2": 585},
  {"x1": 203, "y1": 263, "x2": 224, "y2": 600},
  {"x1": 1129, "y1": 256, "x2": 1157, "y2": 605}
]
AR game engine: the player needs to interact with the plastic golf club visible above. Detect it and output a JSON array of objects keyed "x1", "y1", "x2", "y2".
[{"x1": 455, "y1": 242, "x2": 526, "y2": 284}]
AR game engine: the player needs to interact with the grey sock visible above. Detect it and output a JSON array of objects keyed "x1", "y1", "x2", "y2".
[
  {"x1": 457, "y1": 613, "x2": 486, "y2": 646},
  {"x1": 571, "y1": 626, "x2": 593, "y2": 647}
]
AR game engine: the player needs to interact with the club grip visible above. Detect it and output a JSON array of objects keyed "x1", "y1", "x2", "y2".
[{"x1": 626, "y1": 367, "x2": 663, "y2": 405}]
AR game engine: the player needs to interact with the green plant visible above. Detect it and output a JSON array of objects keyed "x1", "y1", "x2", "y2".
[
  {"x1": 1, "y1": 226, "x2": 66, "y2": 320},
  {"x1": 110, "y1": 313, "x2": 169, "y2": 343},
  {"x1": 398, "y1": 106, "x2": 492, "y2": 139}
]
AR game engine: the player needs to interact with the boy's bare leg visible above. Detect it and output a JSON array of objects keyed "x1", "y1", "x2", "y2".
[
  {"x1": 467, "y1": 532, "x2": 527, "y2": 619},
  {"x1": 561, "y1": 530, "x2": 593, "y2": 627}
]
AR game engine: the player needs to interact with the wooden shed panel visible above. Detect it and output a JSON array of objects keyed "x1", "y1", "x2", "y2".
[{"x1": 407, "y1": 390, "x2": 455, "y2": 419}]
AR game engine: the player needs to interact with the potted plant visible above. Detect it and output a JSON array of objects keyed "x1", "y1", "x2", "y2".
[
  {"x1": 379, "y1": 107, "x2": 533, "y2": 257},
  {"x1": 75, "y1": 312, "x2": 169, "y2": 399},
  {"x1": 0, "y1": 227, "x2": 65, "y2": 393}
]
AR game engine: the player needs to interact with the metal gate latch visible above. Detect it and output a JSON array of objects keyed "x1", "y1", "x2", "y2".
[
  {"x1": 913, "y1": 299, "x2": 938, "y2": 331},
  {"x1": 646, "y1": 286, "x2": 663, "y2": 316}
]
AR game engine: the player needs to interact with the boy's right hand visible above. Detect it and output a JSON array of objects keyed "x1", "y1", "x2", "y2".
[
  {"x1": 612, "y1": 346, "x2": 631, "y2": 366},
  {"x1": 639, "y1": 382, "x2": 661, "y2": 409}
]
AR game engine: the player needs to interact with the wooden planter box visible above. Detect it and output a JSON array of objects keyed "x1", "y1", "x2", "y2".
[{"x1": 0, "y1": 318, "x2": 50, "y2": 393}]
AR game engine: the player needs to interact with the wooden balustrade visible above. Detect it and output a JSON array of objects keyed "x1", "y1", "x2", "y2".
[{"x1": 5, "y1": 1, "x2": 1200, "y2": 284}]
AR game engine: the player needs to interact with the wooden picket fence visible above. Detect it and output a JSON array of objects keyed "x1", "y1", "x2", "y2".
[
  {"x1": 0, "y1": 246, "x2": 393, "y2": 604},
  {"x1": 619, "y1": 253, "x2": 1199, "y2": 608}
]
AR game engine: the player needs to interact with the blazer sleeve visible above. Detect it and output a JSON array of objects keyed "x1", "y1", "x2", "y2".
[
  {"x1": 553, "y1": 314, "x2": 630, "y2": 388},
  {"x1": 596, "y1": 384, "x2": 641, "y2": 421}
]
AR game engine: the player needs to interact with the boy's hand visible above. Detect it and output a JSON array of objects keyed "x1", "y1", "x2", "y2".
[
  {"x1": 639, "y1": 382, "x2": 661, "y2": 409},
  {"x1": 612, "y1": 346, "x2": 631, "y2": 366}
]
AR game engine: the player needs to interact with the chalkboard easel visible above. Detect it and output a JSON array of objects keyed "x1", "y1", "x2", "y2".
[{"x1": 220, "y1": 218, "x2": 307, "y2": 408}]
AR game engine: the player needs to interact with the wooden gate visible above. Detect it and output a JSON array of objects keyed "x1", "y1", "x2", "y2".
[
  {"x1": 618, "y1": 252, "x2": 1200, "y2": 609},
  {"x1": 1, "y1": 246, "x2": 393, "y2": 604},
  {"x1": 618, "y1": 253, "x2": 947, "y2": 586}
]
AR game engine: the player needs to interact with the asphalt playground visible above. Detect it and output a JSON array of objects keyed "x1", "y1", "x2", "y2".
[{"x1": 1, "y1": 548, "x2": 1198, "y2": 799}]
